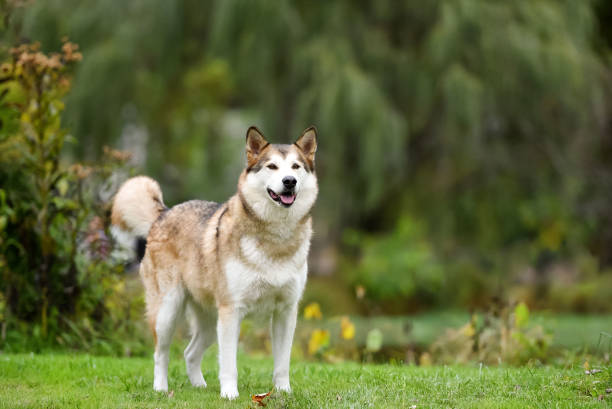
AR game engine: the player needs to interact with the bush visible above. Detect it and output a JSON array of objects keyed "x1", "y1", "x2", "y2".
[
  {"x1": 0, "y1": 41, "x2": 138, "y2": 353},
  {"x1": 430, "y1": 302, "x2": 551, "y2": 365},
  {"x1": 343, "y1": 215, "x2": 444, "y2": 313}
]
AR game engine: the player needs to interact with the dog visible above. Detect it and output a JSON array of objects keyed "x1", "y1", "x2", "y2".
[{"x1": 111, "y1": 126, "x2": 318, "y2": 399}]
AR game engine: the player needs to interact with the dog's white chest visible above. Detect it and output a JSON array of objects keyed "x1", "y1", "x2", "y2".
[{"x1": 224, "y1": 235, "x2": 308, "y2": 314}]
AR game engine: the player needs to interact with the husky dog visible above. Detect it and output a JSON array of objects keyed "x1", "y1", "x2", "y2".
[{"x1": 111, "y1": 126, "x2": 318, "y2": 399}]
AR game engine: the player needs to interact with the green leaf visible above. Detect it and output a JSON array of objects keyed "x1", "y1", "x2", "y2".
[
  {"x1": 366, "y1": 328, "x2": 383, "y2": 352},
  {"x1": 514, "y1": 302, "x2": 529, "y2": 329},
  {"x1": 57, "y1": 178, "x2": 69, "y2": 197}
]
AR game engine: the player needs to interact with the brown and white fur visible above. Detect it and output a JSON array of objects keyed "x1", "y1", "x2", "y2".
[{"x1": 111, "y1": 127, "x2": 318, "y2": 399}]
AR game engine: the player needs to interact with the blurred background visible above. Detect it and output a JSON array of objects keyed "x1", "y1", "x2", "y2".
[{"x1": 1, "y1": 0, "x2": 611, "y2": 364}]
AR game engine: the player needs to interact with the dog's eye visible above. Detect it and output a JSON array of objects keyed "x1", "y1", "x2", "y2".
[
  {"x1": 267, "y1": 164, "x2": 278, "y2": 170},
  {"x1": 292, "y1": 163, "x2": 300, "y2": 170}
]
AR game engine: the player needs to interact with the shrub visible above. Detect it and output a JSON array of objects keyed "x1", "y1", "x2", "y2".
[
  {"x1": 343, "y1": 215, "x2": 444, "y2": 312},
  {"x1": 0, "y1": 40, "x2": 135, "y2": 353},
  {"x1": 430, "y1": 302, "x2": 551, "y2": 365}
]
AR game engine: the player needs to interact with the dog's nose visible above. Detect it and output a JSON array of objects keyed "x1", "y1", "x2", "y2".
[{"x1": 282, "y1": 176, "x2": 297, "y2": 189}]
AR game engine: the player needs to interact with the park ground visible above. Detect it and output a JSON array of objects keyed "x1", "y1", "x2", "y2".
[{"x1": 0, "y1": 352, "x2": 610, "y2": 409}]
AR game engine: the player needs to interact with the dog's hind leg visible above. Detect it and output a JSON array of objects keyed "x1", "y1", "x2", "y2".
[
  {"x1": 153, "y1": 286, "x2": 186, "y2": 392},
  {"x1": 184, "y1": 301, "x2": 216, "y2": 387}
]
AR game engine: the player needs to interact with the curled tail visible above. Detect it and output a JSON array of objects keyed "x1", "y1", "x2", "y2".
[{"x1": 111, "y1": 176, "x2": 166, "y2": 258}]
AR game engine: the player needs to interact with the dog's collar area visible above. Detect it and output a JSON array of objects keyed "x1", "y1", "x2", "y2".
[{"x1": 267, "y1": 188, "x2": 296, "y2": 207}]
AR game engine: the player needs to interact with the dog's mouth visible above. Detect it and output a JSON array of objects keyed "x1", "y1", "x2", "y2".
[{"x1": 267, "y1": 188, "x2": 296, "y2": 207}]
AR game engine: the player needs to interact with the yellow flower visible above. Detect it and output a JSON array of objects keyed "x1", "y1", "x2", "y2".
[
  {"x1": 419, "y1": 352, "x2": 432, "y2": 367},
  {"x1": 308, "y1": 329, "x2": 330, "y2": 355},
  {"x1": 303, "y1": 302, "x2": 322, "y2": 320},
  {"x1": 460, "y1": 322, "x2": 475, "y2": 337},
  {"x1": 340, "y1": 316, "x2": 355, "y2": 340}
]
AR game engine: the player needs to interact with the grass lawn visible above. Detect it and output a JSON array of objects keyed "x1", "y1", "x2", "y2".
[{"x1": 0, "y1": 352, "x2": 610, "y2": 408}]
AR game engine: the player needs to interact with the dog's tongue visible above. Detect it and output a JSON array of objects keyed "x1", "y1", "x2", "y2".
[{"x1": 280, "y1": 194, "x2": 296, "y2": 205}]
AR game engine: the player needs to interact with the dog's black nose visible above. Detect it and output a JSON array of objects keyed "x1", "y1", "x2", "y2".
[{"x1": 282, "y1": 176, "x2": 297, "y2": 189}]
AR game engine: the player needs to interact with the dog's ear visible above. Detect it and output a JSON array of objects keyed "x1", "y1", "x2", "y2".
[
  {"x1": 246, "y1": 126, "x2": 269, "y2": 165},
  {"x1": 294, "y1": 126, "x2": 317, "y2": 163}
]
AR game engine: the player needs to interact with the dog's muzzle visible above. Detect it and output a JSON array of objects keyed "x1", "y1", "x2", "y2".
[{"x1": 267, "y1": 188, "x2": 296, "y2": 207}]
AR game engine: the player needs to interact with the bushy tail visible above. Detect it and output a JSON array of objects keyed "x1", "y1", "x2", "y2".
[{"x1": 111, "y1": 176, "x2": 166, "y2": 251}]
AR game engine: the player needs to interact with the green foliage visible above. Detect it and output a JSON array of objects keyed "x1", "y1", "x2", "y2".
[
  {"x1": 344, "y1": 215, "x2": 444, "y2": 311},
  {"x1": 431, "y1": 302, "x2": 552, "y2": 365},
  {"x1": 545, "y1": 273, "x2": 612, "y2": 313},
  {"x1": 0, "y1": 40, "x2": 137, "y2": 353},
  {"x1": 0, "y1": 0, "x2": 611, "y2": 315},
  {"x1": 365, "y1": 328, "x2": 383, "y2": 353}
]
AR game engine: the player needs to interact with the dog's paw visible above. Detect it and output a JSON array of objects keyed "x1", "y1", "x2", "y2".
[
  {"x1": 153, "y1": 382, "x2": 168, "y2": 392},
  {"x1": 275, "y1": 379, "x2": 291, "y2": 393},
  {"x1": 153, "y1": 366, "x2": 168, "y2": 392},
  {"x1": 190, "y1": 377, "x2": 207, "y2": 388},
  {"x1": 220, "y1": 388, "x2": 239, "y2": 400},
  {"x1": 220, "y1": 383, "x2": 239, "y2": 400},
  {"x1": 188, "y1": 372, "x2": 207, "y2": 388}
]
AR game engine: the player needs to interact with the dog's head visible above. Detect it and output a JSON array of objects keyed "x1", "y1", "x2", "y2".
[{"x1": 239, "y1": 126, "x2": 318, "y2": 223}]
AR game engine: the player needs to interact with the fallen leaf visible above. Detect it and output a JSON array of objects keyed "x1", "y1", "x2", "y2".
[
  {"x1": 167, "y1": 390, "x2": 174, "y2": 398},
  {"x1": 251, "y1": 391, "x2": 272, "y2": 407},
  {"x1": 606, "y1": 388, "x2": 612, "y2": 394},
  {"x1": 336, "y1": 394, "x2": 342, "y2": 401},
  {"x1": 598, "y1": 395, "x2": 604, "y2": 401}
]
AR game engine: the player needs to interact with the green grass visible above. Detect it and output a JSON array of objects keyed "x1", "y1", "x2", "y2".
[{"x1": 0, "y1": 352, "x2": 610, "y2": 408}]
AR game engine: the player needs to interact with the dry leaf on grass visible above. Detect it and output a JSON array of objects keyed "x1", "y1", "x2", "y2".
[{"x1": 251, "y1": 391, "x2": 272, "y2": 407}]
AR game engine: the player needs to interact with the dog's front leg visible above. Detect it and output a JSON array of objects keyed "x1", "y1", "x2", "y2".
[
  {"x1": 217, "y1": 304, "x2": 240, "y2": 399},
  {"x1": 271, "y1": 302, "x2": 298, "y2": 392}
]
